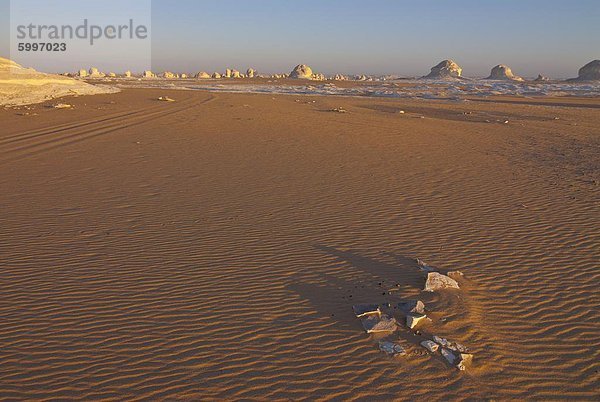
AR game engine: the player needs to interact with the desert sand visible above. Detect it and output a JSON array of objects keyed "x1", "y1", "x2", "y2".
[{"x1": 0, "y1": 87, "x2": 599, "y2": 400}]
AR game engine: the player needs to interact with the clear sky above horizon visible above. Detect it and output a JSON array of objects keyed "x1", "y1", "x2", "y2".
[{"x1": 1, "y1": 0, "x2": 599, "y2": 77}]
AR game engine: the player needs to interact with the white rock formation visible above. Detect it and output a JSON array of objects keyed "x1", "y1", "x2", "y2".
[
  {"x1": 486, "y1": 64, "x2": 523, "y2": 81},
  {"x1": 246, "y1": 68, "x2": 255, "y2": 78},
  {"x1": 423, "y1": 59, "x2": 462, "y2": 79},
  {"x1": 231, "y1": 69, "x2": 241, "y2": 78},
  {"x1": 534, "y1": 74, "x2": 549, "y2": 82},
  {"x1": 212, "y1": 72, "x2": 222, "y2": 79},
  {"x1": 332, "y1": 74, "x2": 347, "y2": 81},
  {"x1": 77, "y1": 69, "x2": 88, "y2": 78},
  {"x1": 180, "y1": 73, "x2": 188, "y2": 79},
  {"x1": 0, "y1": 57, "x2": 116, "y2": 106},
  {"x1": 424, "y1": 272, "x2": 460, "y2": 291},
  {"x1": 143, "y1": 70, "x2": 155, "y2": 78},
  {"x1": 311, "y1": 73, "x2": 325, "y2": 81},
  {"x1": 108, "y1": 72, "x2": 116, "y2": 78},
  {"x1": 289, "y1": 64, "x2": 313, "y2": 79},
  {"x1": 196, "y1": 71, "x2": 211, "y2": 79},
  {"x1": 224, "y1": 68, "x2": 232, "y2": 78},
  {"x1": 162, "y1": 71, "x2": 176, "y2": 79},
  {"x1": 576, "y1": 60, "x2": 600, "y2": 81},
  {"x1": 124, "y1": 71, "x2": 132, "y2": 78},
  {"x1": 88, "y1": 67, "x2": 105, "y2": 78}
]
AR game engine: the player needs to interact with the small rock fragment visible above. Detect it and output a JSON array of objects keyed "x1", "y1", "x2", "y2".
[
  {"x1": 398, "y1": 300, "x2": 425, "y2": 315},
  {"x1": 52, "y1": 103, "x2": 73, "y2": 109},
  {"x1": 352, "y1": 304, "x2": 381, "y2": 318},
  {"x1": 424, "y1": 272, "x2": 460, "y2": 292},
  {"x1": 421, "y1": 340, "x2": 439, "y2": 353},
  {"x1": 406, "y1": 313, "x2": 427, "y2": 329},
  {"x1": 362, "y1": 314, "x2": 398, "y2": 334},
  {"x1": 433, "y1": 336, "x2": 450, "y2": 347},
  {"x1": 456, "y1": 353, "x2": 474, "y2": 371},
  {"x1": 447, "y1": 271, "x2": 464, "y2": 280},
  {"x1": 441, "y1": 348, "x2": 457, "y2": 365},
  {"x1": 158, "y1": 96, "x2": 175, "y2": 102},
  {"x1": 378, "y1": 341, "x2": 406, "y2": 357}
]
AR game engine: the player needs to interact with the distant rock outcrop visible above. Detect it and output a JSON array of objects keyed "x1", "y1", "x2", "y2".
[
  {"x1": 486, "y1": 64, "x2": 523, "y2": 81},
  {"x1": 0, "y1": 57, "x2": 115, "y2": 106},
  {"x1": 423, "y1": 59, "x2": 462, "y2": 79},
  {"x1": 534, "y1": 74, "x2": 549, "y2": 82},
  {"x1": 231, "y1": 69, "x2": 241, "y2": 78},
  {"x1": 124, "y1": 71, "x2": 132, "y2": 78},
  {"x1": 162, "y1": 71, "x2": 176, "y2": 79},
  {"x1": 88, "y1": 67, "x2": 105, "y2": 78},
  {"x1": 246, "y1": 68, "x2": 255, "y2": 78},
  {"x1": 212, "y1": 72, "x2": 222, "y2": 79},
  {"x1": 575, "y1": 60, "x2": 600, "y2": 81},
  {"x1": 143, "y1": 70, "x2": 155, "y2": 78},
  {"x1": 196, "y1": 71, "x2": 211, "y2": 79},
  {"x1": 289, "y1": 64, "x2": 313, "y2": 79},
  {"x1": 77, "y1": 69, "x2": 88, "y2": 78}
]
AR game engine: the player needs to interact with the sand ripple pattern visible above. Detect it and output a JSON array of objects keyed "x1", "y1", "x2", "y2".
[{"x1": 0, "y1": 92, "x2": 598, "y2": 400}]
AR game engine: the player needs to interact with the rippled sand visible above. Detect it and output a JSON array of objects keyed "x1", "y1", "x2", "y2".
[{"x1": 1, "y1": 89, "x2": 598, "y2": 400}]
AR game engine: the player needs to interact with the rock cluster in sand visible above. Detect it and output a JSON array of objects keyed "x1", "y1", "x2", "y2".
[
  {"x1": 576, "y1": 60, "x2": 600, "y2": 81},
  {"x1": 534, "y1": 74, "x2": 549, "y2": 82},
  {"x1": 196, "y1": 71, "x2": 211, "y2": 79},
  {"x1": 486, "y1": 64, "x2": 523, "y2": 81},
  {"x1": 423, "y1": 59, "x2": 462, "y2": 79},
  {"x1": 143, "y1": 70, "x2": 155, "y2": 78}
]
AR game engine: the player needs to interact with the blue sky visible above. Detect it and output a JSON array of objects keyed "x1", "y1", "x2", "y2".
[{"x1": 2, "y1": 0, "x2": 599, "y2": 77}]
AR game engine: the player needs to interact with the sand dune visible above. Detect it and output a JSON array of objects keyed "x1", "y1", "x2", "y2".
[{"x1": 0, "y1": 89, "x2": 598, "y2": 399}]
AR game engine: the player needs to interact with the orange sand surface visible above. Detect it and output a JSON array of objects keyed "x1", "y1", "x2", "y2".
[{"x1": 1, "y1": 89, "x2": 598, "y2": 400}]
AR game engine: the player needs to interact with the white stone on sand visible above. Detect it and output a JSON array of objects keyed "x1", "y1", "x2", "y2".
[
  {"x1": 424, "y1": 272, "x2": 460, "y2": 291},
  {"x1": 124, "y1": 71, "x2": 132, "y2": 78},
  {"x1": 212, "y1": 72, "x2": 222, "y2": 79},
  {"x1": 196, "y1": 71, "x2": 211, "y2": 79},
  {"x1": 421, "y1": 340, "x2": 440, "y2": 353},
  {"x1": 162, "y1": 71, "x2": 176, "y2": 79},
  {"x1": 246, "y1": 68, "x2": 255, "y2": 78},
  {"x1": 143, "y1": 70, "x2": 155, "y2": 78},
  {"x1": 406, "y1": 313, "x2": 427, "y2": 329},
  {"x1": 77, "y1": 69, "x2": 88, "y2": 78}
]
